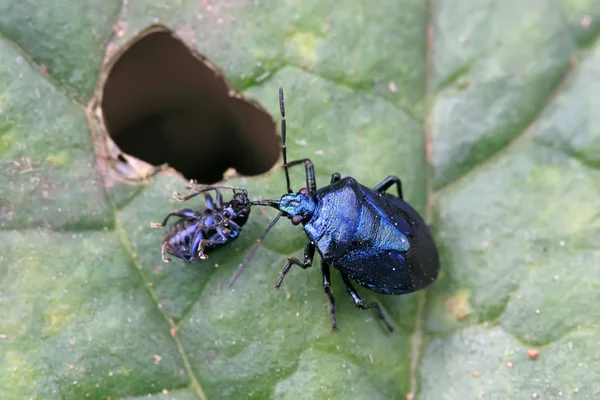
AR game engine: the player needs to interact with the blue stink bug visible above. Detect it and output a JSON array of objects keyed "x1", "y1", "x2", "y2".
[
  {"x1": 229, "y1": 87, "x2": 440, "y2": 331},
  {"x1": 152, "y1": 182, "x2": 251, "y2": 263}
]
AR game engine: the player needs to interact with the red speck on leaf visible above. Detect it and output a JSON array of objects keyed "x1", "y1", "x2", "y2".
[{"x1": 528, "y1": 349, "x2": 539, "y2": 360}]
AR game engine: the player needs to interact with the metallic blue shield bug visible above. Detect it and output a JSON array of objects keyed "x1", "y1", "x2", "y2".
[
  {"x1": 229, "y1": 87, "x2": 440, "y2": 332},
  {"x1": 152, "y1": 182, "x2": 251, "y2": 263}
]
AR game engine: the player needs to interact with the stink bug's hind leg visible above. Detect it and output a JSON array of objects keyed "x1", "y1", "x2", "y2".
[
  {"x1": 321, "y1": 261, "x2": 337, "y2": 330},
  {"x1": 274, "y1": 242, "x2": 315, "y2": 288},
  {"x1": 340, "y1": 273, "x2": 395, "y2": 332},
  {"x1": 151, "y1": 209, "x2": 198, "y2": 228},
  {"x1": 374, "y1": 176, "x2": 403, "y2": 199}
]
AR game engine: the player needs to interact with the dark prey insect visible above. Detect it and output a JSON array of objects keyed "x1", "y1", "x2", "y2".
[
  {"x1": 229, "y1": 87, "x2": 440, "y2": 332},
  {"x1": 151, "y1": 182, "x2": 251, "y2": 263}
]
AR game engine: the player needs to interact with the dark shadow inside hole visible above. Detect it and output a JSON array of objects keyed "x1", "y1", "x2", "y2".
[{"x1": 101, "y1": 28, "x2": 280, "y2": 183}]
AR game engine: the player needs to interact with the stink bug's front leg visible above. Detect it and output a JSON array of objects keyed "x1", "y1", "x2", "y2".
[
  {"x1": 286, "y1": 158, "x2": 317, "y2": 195},
  {"x1": 274, "y1": 241, "x2": 315, "y2": 288},
  {"x1": 340, "y1": 273, "x2": 395, "y2": 332},
  {"x1": 151, "y1": 209, "x2": 198, "y2": 228},
  {"x1": 374, "y1": 175, "x2": 403, "y2": 199}
]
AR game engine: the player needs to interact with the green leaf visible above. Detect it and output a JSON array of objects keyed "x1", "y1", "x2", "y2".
[{"x1": 1, "y1": 1, "x2": 599, "y2": 399}]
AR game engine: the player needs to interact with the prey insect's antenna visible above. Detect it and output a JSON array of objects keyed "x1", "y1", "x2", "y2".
[
  {"x1": 280, "y1": 86, "x2": 293, "y2": 194},
  {"x1": 228, "y1": 212, "x2": 283, "y2": 287}
]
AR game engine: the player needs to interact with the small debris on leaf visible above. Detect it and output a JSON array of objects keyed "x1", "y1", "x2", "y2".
[
  {"x1": 528, "y1": 349, "x2": 539, "y2": 360},
  {"x1": 581, "y1": 16, "x2": 591, "y2": 28}
]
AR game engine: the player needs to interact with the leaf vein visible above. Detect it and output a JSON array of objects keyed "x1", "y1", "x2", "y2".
[
  {"x1": 0, "y1": 32, "x2": 86, "y2": 109},
  {"x1": 112, "y1": 214, "x2": 209, "y2": 400},
  {"x1": 436, "y1": 40, "x2": 585, "y2": 194}
]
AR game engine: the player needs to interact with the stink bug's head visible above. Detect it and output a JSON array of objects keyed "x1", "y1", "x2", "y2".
[{"x1": 279, "y1": 188, "x2": 315, "y2": 225}]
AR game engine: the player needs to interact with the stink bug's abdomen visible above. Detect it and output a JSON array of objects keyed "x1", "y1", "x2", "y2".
[{"x1": 304, "y1": 177, "x2": 439, "y2": 295}]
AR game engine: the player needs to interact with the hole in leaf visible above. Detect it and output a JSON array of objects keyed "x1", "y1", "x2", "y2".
[{"x1": 101, "y1": 27, "x2": 279, "y2": 183}]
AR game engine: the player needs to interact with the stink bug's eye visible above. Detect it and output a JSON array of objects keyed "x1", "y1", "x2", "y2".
[
  {"x1": 299, "y1": 187, "x2": 309, "y2": 196},
  {"x1": 223, "y1": 211, "x2": 231, "y2": 218},
  {"x1": 291, "y1": 215, "x2": 303, "y2": 225}
]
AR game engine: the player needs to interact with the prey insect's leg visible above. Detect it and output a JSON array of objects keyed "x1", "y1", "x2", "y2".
[
  {"x1": 188, "y1": 228, "x2": 208, "y2": 262},
  {"x1": 151, "y1": 209, "x2": 198, "y2": 228},
  {"x1": 173, "y1": 189, "x2": 209, "y2": 202},
  {"x1": 173, "y1": 184, "x2": 246, "y2": 202},
  {"x1": 196, "y1": 232, "x2": 235, "y2": 260},
  {"x1": 340, "y1": 273, "x2": 395, "y2": 332},
  {"x1": 214, "y1": 188, "x2": 224, "y2": 209},
  {"x1": 161, "y1": 242, "x2": 172, "y2": 263},
  {"x1": 204, "y1": 193, "x2": 216, "y2": 211},
  {"x1": 274, "y1": 241, "x2": 315, "y2": 288},
  {"x1": 224, "y1": 220, "x2": 242, "y2": 231},
  {"x1": 161, "y1": 240, "x2": 196, "y2": 263}
]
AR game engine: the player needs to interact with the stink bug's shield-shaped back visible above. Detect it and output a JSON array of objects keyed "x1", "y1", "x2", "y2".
[{"x1": 304, "y1": 178, "x2": 438, "y2": 295}]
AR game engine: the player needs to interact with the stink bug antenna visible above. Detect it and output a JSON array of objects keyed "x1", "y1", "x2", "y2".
[
  {"x1": 280, "y1": 86, "x2": 293, "y2": 194},
  {"x1": 228, "y1": 212, "x2": 284, "y2": 287}
]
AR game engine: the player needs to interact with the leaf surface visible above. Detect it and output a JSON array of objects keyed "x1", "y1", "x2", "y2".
[{"x1": 1, "y1": 1, "x2": 600, "y2": 399}]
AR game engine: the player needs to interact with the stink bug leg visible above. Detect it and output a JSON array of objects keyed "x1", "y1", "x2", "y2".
[{"x1": 374, "y1": 175, "x2": 403, "y2": 199}]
